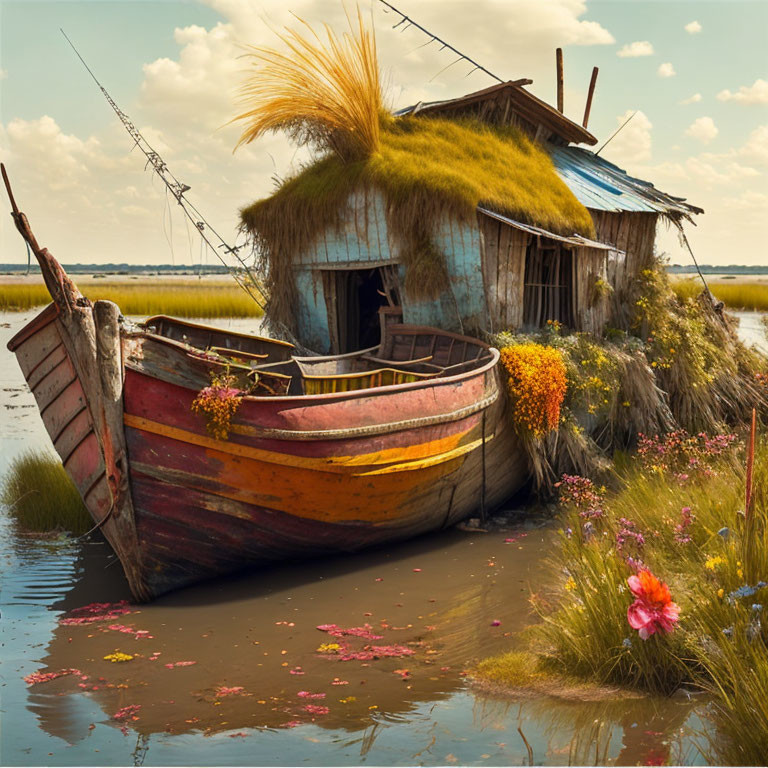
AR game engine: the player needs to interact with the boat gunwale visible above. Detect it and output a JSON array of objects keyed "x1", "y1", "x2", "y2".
[
  {"x1": 139, "y1": 314, "x2": 296, "y2": 350},
  {"x1": 6, "y1": 302, "x2": 60, "y2": 351},
  {"x1": 128, "y1": 331, "x2": 501, "y2": 406}
]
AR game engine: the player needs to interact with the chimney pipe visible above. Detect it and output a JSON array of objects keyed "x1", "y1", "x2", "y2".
[
  {"x1": 582, "y1": 66, "x2": 599, "y2": 128},
  {"x1": 556, "y1": 48, "x2": 564, "y2": 113}
]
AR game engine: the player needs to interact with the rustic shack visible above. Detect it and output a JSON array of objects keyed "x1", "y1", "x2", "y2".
[{"x1": 242, "y1": 76, "x2": 702, "y2": 355}]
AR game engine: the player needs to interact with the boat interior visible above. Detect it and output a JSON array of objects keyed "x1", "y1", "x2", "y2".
[{"x1": 140, "y1": 313, "x2": 495, "y2": 397}]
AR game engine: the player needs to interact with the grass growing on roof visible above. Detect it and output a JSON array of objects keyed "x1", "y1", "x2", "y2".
[
  {"x1": 242, "y1": 117, "x2": 594, "y2": 332},
  {"x1": 1, "y1": 451, "x2": 90, "y2": 534},
  {"x1": 234, "y1": 6, "x2": 384, "y2": 160}
]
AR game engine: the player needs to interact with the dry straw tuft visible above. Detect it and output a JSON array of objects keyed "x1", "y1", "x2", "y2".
[{"x1": 234, "y1": 7, "x2": 384, "y2": 160}]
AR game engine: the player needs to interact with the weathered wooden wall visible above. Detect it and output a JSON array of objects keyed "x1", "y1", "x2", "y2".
[
  {"x1": 574, "y1": 247, "x2": 611, "y2": 335},
  {"x1": 591, "y1": 211, "x2": 658, "y2": 296},
  {"x1": 293, "y1": 190, "x2": 488, "y2": 352},
  {"x1": 478, "y1": 213, "x2": 529, "y2": 332},
  {"x1": 289, "y1": 194, "x2": 658, "y2": 351}
]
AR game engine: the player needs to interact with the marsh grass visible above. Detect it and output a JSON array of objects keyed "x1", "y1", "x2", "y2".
[
  {"x1": 0, "y1": 281, "x2": 263, "y2": 317},
  {"x1": 1, "y1": 451, "x2": 90, "y2": 534},
  {"x1": 673, "y1": 277, "x2": 768, "y2": 311},
  {"x1": 518, "y1": 437, "x2": 768, "y2": 763}
]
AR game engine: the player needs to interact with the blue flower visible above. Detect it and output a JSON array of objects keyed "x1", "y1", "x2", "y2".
[
  {"x1": 622, "y1": 637, "x2": 633, "y2": 649},
  {"x1": 727, "y1": 585, "x2": 758, "y2": 605},
  {"x1": 752, "y1": 604, "x2": 764, "y2": 613},
  {"x1": 722, "y1": 626, "x2": 733, "y2": 637},
  {"x1": 717, "y1": 527, "x2": 730, "y2": 539}
]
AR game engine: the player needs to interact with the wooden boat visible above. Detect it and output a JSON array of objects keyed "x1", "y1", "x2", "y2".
[{"x1": 4, "y1": 170, "x2": 525, "y2": 600}]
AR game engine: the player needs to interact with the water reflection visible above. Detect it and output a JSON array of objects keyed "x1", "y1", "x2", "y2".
[{"x1": 1, "y1": 513, "x2": 714, "y2": 766}]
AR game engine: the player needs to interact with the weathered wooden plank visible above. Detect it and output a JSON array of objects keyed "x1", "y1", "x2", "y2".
[
  {"x1": 497, "y1": 222, "x2": 511, "y2": 328},
  {"x1": 483, "y1": 217, "x2": 500, "y2": 328},
  {"x1": 14, "y1": 319, "x2": 61, "y2": 378}
]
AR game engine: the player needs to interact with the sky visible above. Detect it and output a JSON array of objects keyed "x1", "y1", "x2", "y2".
[{"x1": 0, "y1": 0, "x2": 766, "y2": 268}]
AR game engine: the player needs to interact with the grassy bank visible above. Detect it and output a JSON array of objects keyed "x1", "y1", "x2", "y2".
[
  {"x1": 475, "y1": 433, "x2": 767, "y2": 764},
  {"x1": 0, "y1": 281, "x2": 263, "y2": 318},
  {"x1": 673, "y1": 278, "x2": 768, "y2": 312},
  {"x1": 1, "y1": 451, "x2": 91, "y2": 535}
]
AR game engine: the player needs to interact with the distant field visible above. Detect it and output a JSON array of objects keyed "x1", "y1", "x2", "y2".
[
  {"x1": 0, "y1": 280, "x2": 264, "y2": 318},
  {"x1": 672, "y1": 278, "x2": 768, "y2": 312}
]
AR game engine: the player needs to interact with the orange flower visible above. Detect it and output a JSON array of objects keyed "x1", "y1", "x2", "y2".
[
  {"x1": 627, "y1": 569, "x2": 680, "y2": 640},
  {"x1": 500, "y1": 344, "x2": 567, "y2": 437}
]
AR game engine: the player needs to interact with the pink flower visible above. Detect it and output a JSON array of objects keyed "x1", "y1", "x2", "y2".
[{"x1": 627, "y1": 570, "x2": 680, "y2": 640}]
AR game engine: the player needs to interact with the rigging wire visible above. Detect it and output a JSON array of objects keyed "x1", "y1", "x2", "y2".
[
  {"x1": 59, "y1": 28, "x2": 266, "y2": 310},
  {"x1": 377, "y1": 0, "x2": 503, "y2": 84},
  {"x1": 595, "y1": 111, "x2": 637, "y2": 156},
  {"x1": 676, "y1": 222, "x2": 715, "y2": 302}
]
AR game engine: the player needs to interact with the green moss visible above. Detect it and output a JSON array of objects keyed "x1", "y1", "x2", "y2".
[{"x1": 1, "y1": 451, "x2": 91, "y2": 535}]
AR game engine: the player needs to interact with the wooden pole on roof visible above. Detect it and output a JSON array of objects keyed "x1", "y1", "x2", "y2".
[
  {"x1": 582, "y1": 66, "x2": 599, "y2": 128},
  {"x1": 556, "y1": 48, "x2": 564, "y2": 113}
]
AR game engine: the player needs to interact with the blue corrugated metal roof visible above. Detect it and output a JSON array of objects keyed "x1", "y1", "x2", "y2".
[{"x1": 549, "y1": 146, "x2": 703, "y2": 218}]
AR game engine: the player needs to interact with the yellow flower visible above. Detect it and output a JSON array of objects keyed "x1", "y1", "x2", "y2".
[
  {"x1": 705, "y1": 555, "x2": 725, "y2": 570},
  {"x1": 316, "y1": 643, "x2": 341, "y2": 654},
  {"x1": 737, "y1": 568, "x2": 744, "y2": 580},
  {"x1": 103, "y1": 652, "x2": 133, "y2": 663},
  {"x1": 717, "y1": 588, "x2": 724, "y2": 599},
  {"x1": 564, "y1": 576, "x2": 576, "y2": 591}
]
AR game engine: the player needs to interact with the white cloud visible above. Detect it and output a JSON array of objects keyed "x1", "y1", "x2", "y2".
[
  {"x1": 739, "y1": 125, "x2": 768, "y2": 165},
  {"x1": 684, "y1": 20, "x2": 702, "y2": 34},
  {"x1": 602, "y1": 109, "x2": 653, "y2": 168},
  {"x1": 0, "y1": 68, "x2": 7, "y2": 80},
  {"x1": 680, "y1": 93, "x2": 702, "y2": 105},
  {"x1": 616, "y1": 40, "x2": 654, "y2": 58},
  {"x1": 2, "y1": 0, "x2": 617, "y2": 265},
  {"x1": 717, "y1": 78, "x2": 768, "y2": 105},
  {"x1": 722, "y1": 190, "x2": 768, "y2": 211},
  {"x1": 657, "y1": 62, "x2": 676, "y2": 78},
  {"x1": 685, "y1": 116, "x2": 718, "y2": 144}
]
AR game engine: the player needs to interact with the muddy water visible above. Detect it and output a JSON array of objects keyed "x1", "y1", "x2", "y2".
[{"x1": 0, "y1": 311, "x2": 738, "y2": 766}]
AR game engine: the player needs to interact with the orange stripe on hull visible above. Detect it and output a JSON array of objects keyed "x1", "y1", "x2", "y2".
[
  {"x1": 123, "y1": 413, "x2": 482, "y2": 473},
  {"x1": 125, "y1": 426, "x2": 475, "y2": 524}
]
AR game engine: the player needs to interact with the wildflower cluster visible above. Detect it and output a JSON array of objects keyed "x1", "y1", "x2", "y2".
[
  {"x1": 673, "y1": 506, "x2": 694, "y2": 545},
  {"x1": 191, "y1": 371, "x2": 243, "y2": 441},
  {"x1": 556, "y1": 474, "x2": 605, "y2": 521},
  {"x1": 637, "y1": 430, "x2": 738, "y2": 478},
  {"x1": 499, "y1": 344, "x2": 567, "y2": 437},
  {"x1": 616, "y1": 517, "x2": 646, "y2": 555}
]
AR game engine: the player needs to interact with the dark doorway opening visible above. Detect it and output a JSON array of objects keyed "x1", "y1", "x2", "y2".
[
  {"x1": 330, "y1": 268, "x2": 393, "y2": 353},
  {"x1": 523, "y1": 241, "x2": 576, "y2": 328}
]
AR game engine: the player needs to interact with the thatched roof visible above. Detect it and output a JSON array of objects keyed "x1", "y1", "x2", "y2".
[{"x1": 241, "y1": 116, "x2": 596, "y2": 244}]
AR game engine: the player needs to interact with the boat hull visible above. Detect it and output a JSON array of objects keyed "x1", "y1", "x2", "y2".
[
  {"x1": 121, "y1": 335, "x2": 524, "y2": 596},
  {"x1": 10, "y1": 306, "x2": 525, "y2": 599}
]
